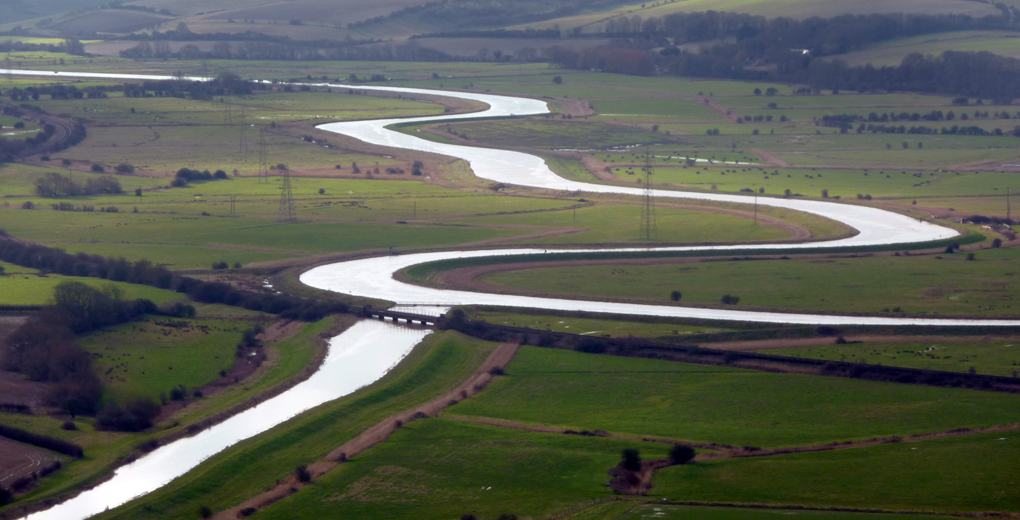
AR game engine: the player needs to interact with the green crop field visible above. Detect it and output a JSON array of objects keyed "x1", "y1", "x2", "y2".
[
  {"x1": 447, "y1": 347, "x2": 1020, "y2": 447},
  {"x1": 755, "y1": 341, "x2": 1020, "y2": 377},
  {"x1": 655, "y1": 431, "x2": 1020, "y2": 513},
  {"x1": 474, "y1": 247, "x2": 1020, "y2": 317},
  {"x1": 254, "y1": 418, "x2": 665, "y2": 520},
  {"x1": 81, "y1": 318, "x2": 253, "y2": 404}
]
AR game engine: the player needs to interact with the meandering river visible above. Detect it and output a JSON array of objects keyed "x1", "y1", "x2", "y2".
[{"x1": 6, "y1": 69, "x2": 1018, "y2": 520}]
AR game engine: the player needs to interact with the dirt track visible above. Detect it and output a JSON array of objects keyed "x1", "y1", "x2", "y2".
[
  {"x1": 215, "y1": 341, "x2": 521, "y2": 520},
  {"x1": 0, "y1": 437, "x2": 60, "y2": 490}
]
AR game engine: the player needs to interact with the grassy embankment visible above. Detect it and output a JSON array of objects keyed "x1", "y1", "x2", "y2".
[{"x1": 92, "y1": 331, "x2": 497, "y2": 520}]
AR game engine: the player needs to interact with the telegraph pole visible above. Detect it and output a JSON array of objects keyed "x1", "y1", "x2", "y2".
[{"x1": 641, "y1": 151, "x2": 657, "y2": 241}]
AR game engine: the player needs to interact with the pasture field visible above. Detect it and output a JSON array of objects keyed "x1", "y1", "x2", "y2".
[
  {"x1": 511, "y1": 0, "x2": 1001, "y2": 32},
  {"x1": 0, "y1": 209, "x2": 520, "y2": 269},
  {"x1": 754, "y1": 341, "x2": 1020, "y2": 377},
  {"x1": 474, "y1": 247, "x2": 1020, "y2": 317},
  {"x1": 836, "y1": 31, "x2": 1020, "y2": 66},
  {"x1": 655, "y1": 431, "x2": 1020, "y2": 513},
  {"x1": 453, "y1": 202, "x2": 793, "y2": 245},
  {"x1": 1, "y1": 317, "x2": 331, "y2": 507},
  {"x1": 81, "y1": 318, "x2": 253, "y2": 404},
  {"x1": 446, "y1": 346, "x2": 1020, "y2": 447},
  {"x1": 618, "y1": 505, "x2": 944, "y2": 520},
  {"x1": 94, "y1": 331, "x2": 498, "y2": 520},
  {"x1": 589, "y1": 98, "x2": 726, "y2": 122},
  {"x1": 607, "y1": 163, "x2": 1020, "y2": 200},
  {"x1": 444, "y1": 118, "x2": 666, "y2": 149},
  {"x1": 254, "y1": 418, "x2": 665, "y2": 520},
  {"x1": 0, "y1": 265, "x2": 184, "y2": 306},
  {"x1": 47, "y1": 123, "x2": 403, "y2": 175},
  {"x1": 33, "y1": 91, "x2": 446, "y2": 127},
  {"x1": 467, "y1": 309, "x2": 730, "y2": 338}
]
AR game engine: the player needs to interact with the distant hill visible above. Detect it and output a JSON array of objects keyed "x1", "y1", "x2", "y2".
[{"x1": 0, "y1": 0, "x2": 110, "y2": 27}]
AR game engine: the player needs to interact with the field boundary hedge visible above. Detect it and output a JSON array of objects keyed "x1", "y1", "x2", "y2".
[{"x1": 0, "y1": 424, "x2": 83, "y2": 458}]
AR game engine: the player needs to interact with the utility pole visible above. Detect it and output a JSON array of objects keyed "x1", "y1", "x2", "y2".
[
  {"x1": 258, "y1": 127, "x2": 269, "y2": 184},
  {"x1": 641, "y1": 151, "x2": 657, "y2": 241},
  {"x1": 238, "y1": 104, "x2": 248, "y2": 153},
  {"x1": 278, "y1": 167, "x2": 296, "y2": 222},
  {"x1": 754, "y1": 188, "x2": 758, "y2": 224}
]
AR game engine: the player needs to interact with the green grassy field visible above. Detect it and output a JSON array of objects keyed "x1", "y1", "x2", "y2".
[
  {"x1": 454, "y1": 202, "x2": 792, "y2": 245},
  {"x1": 81, "y1": 318, "x2": 254, "y2": 404},
  {"x1": 475, "y1": 247, "x2": 1020, "y2": 317},
  {"x1": 0, "y1": 265, "x2": 184, "y2": 305},
  {"x1": 447, "y1": 347, "x2": 1020, "y2": 447},
  {"x1": 755, "y1": 341, "x2": 1020, "y2": 378},
  {"x1": 94, "y1": 331, "x2": 498, "y2": 520},
  {"x1": 655, "y1": 431, "x2": 1020, "y2": 513},
  {"x1": 836, "y1": 31, "x2": 1020, "y2": 66},
  {"x1": 514, "y1": 0, "x2": 999, "y2": 32},
  {"x1": 254, "y1": 418, "x2": 665, "y2": 520}
]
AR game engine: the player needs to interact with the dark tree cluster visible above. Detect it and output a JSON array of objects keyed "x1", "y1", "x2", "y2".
[
  {"x1": 172, "y1": 168, "x2": 229, "y2": 186},
  {"x1": 96, "y1": 397, "x2": 160, "y2": 432},
  {"x1": 120, "y1": 74, "x2": 255, "y2": 101},
  {"x1": 3, "y1": 310, "x2": 104, "y2": 417},
  {"x1": 35, "y1": 172, "x2": 123, "y2": 197}
]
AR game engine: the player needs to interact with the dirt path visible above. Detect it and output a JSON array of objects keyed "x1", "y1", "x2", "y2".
[
  {"x1": 0, "y1": 437, "x2": 60, "y2": 489},
  {"x1": 214, "y1": 340, "x2": 521, "y2": 520},
  {"x1": 750, "y1": 148, "x2": 791, "y2": 168}
]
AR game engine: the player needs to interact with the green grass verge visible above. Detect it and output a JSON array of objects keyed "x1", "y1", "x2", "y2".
[{"x1": 447, "y1": 347, "x2": 1020, "y2": 447}]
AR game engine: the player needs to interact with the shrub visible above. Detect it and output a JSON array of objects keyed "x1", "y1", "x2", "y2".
[
  {"x1": 199, "y1": 505, "x2": 213, "y2": 519},
  {"x1": 670, "y1": 290, "x2": 682, "y2": 301},
  {"x1": 721, "y1": 294, "x2": 740, "y2": 305},
  {"x1": 669, "y1": 444, "x2": 696, "y2": 465},
  {"x1": 621, "y1": 448, "x2": 641, "y2": 471},
  {"x1": 91, "y1": 164, "x2": 105, "y2": 173},
  {"x1": 992, "y1": 238, "x2": 1003, "y2": 248},
  {"x1": 115, "y1": 163, "x2": 134, "y2": 174},
  {"x1": 295, "y1": 465, "x2": 312, "y2": 483}
]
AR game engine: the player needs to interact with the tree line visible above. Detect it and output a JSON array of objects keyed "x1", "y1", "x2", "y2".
[
  {"x1": 605, "y1": 11, "x2": 1017, "y2": 57},
  {"x1": 35, "y1": 172, "x2": 122, "y2": 197},
  {"x1": 0, "y1": 231, "x2": 349, "y2": 320}
]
